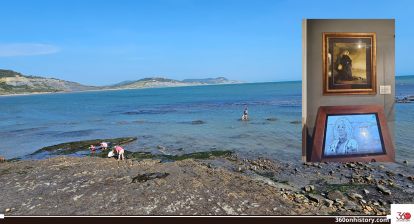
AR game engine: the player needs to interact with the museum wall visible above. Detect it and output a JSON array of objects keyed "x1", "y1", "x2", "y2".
[{"x1": 303, "y1": 19, "x2": 395, "y2": 162}]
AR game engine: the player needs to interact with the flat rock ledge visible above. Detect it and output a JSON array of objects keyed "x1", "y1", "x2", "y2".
[
  {"x1": 238, "y1": 118, "x2": 252, "y2": 121},
  {"x1": 0, "y1": 156, "x2": 329, "y2": 216}
]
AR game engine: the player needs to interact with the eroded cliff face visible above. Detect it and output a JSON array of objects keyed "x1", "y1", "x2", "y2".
[
  {"x1": 118, "y1": 77, "x2": 245, "y2": 89},
  {"x1": 0, "y1": 76, "x2": 101, "y2": 95}
]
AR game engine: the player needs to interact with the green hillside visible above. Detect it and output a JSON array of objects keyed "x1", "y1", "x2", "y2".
[{"x1": 0, "y1": 69, "x2": 24, "y2": 78}]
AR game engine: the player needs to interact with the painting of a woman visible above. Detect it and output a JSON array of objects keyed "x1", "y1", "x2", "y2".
[
  {"x1": 325, "y1": 117, "x2": 358, "y2": 156},
  {"x1": 337, "y1": 50, "x2": 353, "y2": 81}
]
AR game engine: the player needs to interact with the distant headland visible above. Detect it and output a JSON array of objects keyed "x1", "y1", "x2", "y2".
[{"x1": 0, "y1": 69, "x2": 245, "y2": 95}]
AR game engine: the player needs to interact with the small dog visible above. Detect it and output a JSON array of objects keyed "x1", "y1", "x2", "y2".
[{"x1": 0, "y1": 157, "x2": 5, "y2": 163}]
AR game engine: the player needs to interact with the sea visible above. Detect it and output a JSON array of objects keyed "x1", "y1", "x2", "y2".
[{"x1": 0, "y1": 76, "x2": 413, "y2": 163}]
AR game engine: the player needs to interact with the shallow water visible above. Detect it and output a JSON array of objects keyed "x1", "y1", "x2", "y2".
[{"x1": 0, "y1": 78, "x2": 412, "y2": 163}]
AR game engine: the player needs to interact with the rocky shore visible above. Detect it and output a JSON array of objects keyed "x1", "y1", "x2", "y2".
[
  {"x1": 1, "y1": 148, "x2": 413, "y2": 216},
  {"x1": 395, "y1": 95, "x2": 414, "y2": 103}
]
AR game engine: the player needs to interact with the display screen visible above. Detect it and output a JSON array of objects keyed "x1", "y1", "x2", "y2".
[{"x1": 322, "y1": 114, "x2": 386, "y2": 158}]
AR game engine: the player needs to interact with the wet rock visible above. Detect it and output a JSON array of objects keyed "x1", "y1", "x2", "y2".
[
  {"x1": 378, "y1": 199, "x2": 387, "y2": 206},
  {"x1": 178, "y1": 148, "x2": 184, "y2": 151},
  {"x1": 117, "y1": 121, "x2": 129, "y2": 124},
  {"x1": 238, "y1": 118, "x2": 252, "y2": 121},
  {"x1": 327, "y1": 190, "x2": 346, "y2": 201},
  {"x1": 348, "y1": 193, "x2": 363, "y2": 200},
  {"x1": 267, "y1": 118, "x2": 277, "y2": 121},
  {"x1": 386, "y1": 171, "x2": 395, "y2": 178},
  {"x1": 5, "y1": 208, "x2": 10, "y2": 212},
  {"x1": 157, "y1": 146, "x2": 166, "y2": 150},
  {"x1": 352, "y1": 174, "x2": 361, "y2": 179},
  {"x1": 290, "y1": 121, "x2": 301, "y2": 124},
  {"x1": 309, "y1": 185, "x2": 315, "y2": 191},
  {"x1": 363, "y1": 189, "x2": 369, "y2": 194},
  {"x1": 347, "y1": 163, "x2": 356, "y2": 168},
  {"x1": 403, "y1": 160, "x2": 408, "y2": 164},
  {"x1": 377, "y1": 185, "x2": 391, "y2": 195},
  {"x1": 132, "y1": 120, "x2": 148, "y2": 123},
  {"x1": 343, "y1": 202, "x2": 361, "y2": 212},
  {"x1": 378, "y1": 207, "x2": 386, "y2": 212},
  {"x1": 360, "y1": 199, "x2": 366, "y2": 204},
  {"x1": 192, "y1": 120, "x2": 204, "y2": 124},
  {"x1": 304, "y1": 162, "x2": 312, "y2": 166},
  {"x1": 330, "y1": 171, "x2": 335, "y2": 175},
  {"x1": 323, "y1": 199, "x2": 334, "y2": 207},
  {"x1": 308, "y1": 194, "x2": 323, "y2": 204}
]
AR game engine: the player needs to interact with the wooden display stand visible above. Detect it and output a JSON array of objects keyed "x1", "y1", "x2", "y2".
[{"x1": 311, "y1": 105, "x2": 395, "y2": 162}]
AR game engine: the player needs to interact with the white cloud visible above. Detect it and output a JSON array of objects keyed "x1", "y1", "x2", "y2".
[{"x1": 0, "y1": 43, "x2": 60, "y2": 56}]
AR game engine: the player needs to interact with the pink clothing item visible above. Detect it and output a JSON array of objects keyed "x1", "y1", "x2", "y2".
[
  {"x1": 116, "y1": 146, "x2": 123, "y2": 153},
  {"x1": 102, "y1": 143, "x2": 108, "y2": 147}
]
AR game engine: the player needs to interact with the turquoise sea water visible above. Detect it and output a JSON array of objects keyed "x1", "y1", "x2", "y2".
[{"x1": 0, "y1": 78, "x2": 412, "y2": 162}]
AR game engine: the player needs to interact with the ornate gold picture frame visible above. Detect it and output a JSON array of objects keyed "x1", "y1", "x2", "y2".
[{"x1": 323, "y1": 33, "x2": 376, "y2": 95}]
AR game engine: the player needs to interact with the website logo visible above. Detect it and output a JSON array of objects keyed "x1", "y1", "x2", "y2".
[
  {"x1": 397, "y1": 212, "x2": 411, "y2": 222},
  {"x1": 389, "y1": 205, "x2": 414, "y2": 223}
]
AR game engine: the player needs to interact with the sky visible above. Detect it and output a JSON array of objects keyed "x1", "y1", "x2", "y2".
[{"x1": 0, "y1": 0, "x2": 413, "y2": 86}]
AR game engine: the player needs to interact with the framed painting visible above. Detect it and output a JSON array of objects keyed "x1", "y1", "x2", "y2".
[
  {"x1": 323, "y1": 33, "x2": 377, "y2": 95},
  {"x1": 310, "y1": 105, "x2": 395, "y2": 162}
]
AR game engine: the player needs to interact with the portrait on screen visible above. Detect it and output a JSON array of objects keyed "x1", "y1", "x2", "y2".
[{"x1": 323, "y1": 114, "x2": 385, "y2": 158}]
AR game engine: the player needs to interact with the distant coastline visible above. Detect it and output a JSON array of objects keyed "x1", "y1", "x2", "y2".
[{"x1": 0, "y1": 69, "x2": 247, "y2": 96}]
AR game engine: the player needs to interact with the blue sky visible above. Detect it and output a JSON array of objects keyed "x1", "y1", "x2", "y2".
[{"x1": 0, "y1": 0, "x2": 413, "y2": 86}]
